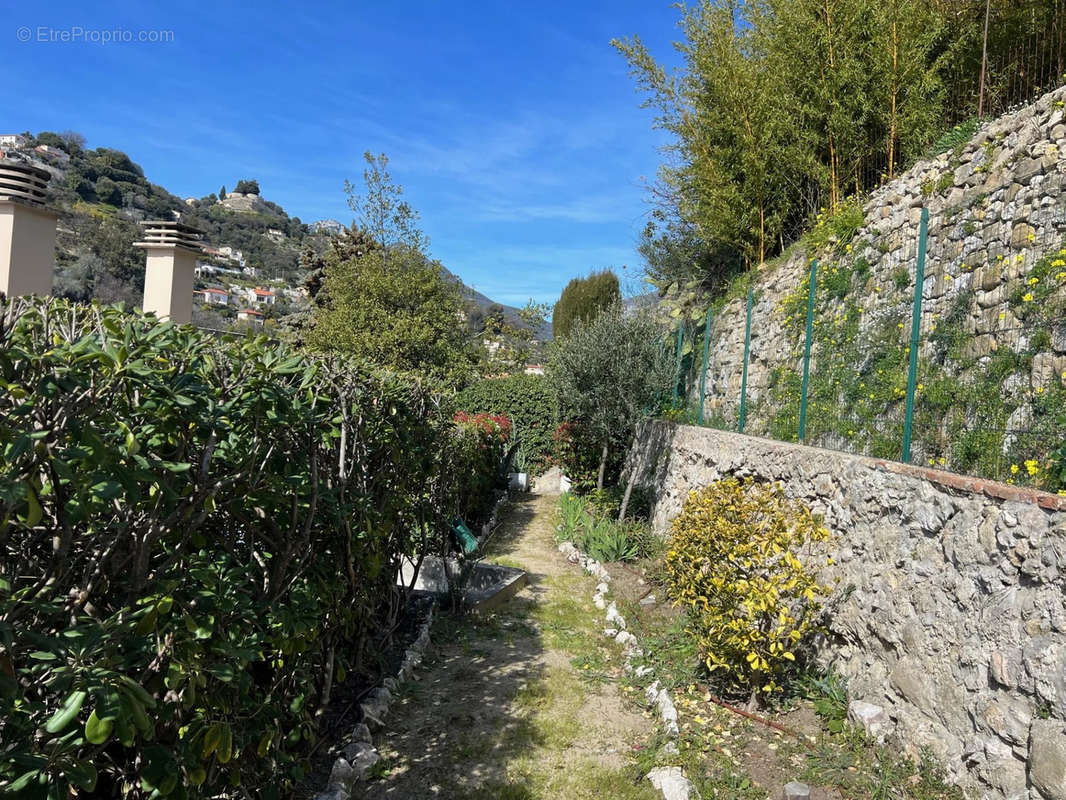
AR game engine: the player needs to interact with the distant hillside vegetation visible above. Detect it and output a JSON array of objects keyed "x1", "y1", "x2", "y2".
[{"x1": 2, "y1": 131, "x2": 316, "y2": 306}]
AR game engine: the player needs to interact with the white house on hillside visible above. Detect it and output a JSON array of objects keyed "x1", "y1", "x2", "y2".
[
  {"x1": 251, "y1": 288, "x2": 276, "y2": 306},
  {"x1": 196, "y1": 288, "x2": 229, "y2": 306},
  {"x1": 238, "y1": 308, "x2": 264, "y2": 326}
]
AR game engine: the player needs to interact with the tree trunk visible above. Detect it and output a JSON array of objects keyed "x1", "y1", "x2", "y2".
[
  {"x1": 618, "y1": 436, "x2": 643, "y2": 522},
  {"x1": 888, "y1": 20, "x2": 899, "y2": 178},
  {"x1": 596, "y1": 440, "x2": 609, "y2": 491}
]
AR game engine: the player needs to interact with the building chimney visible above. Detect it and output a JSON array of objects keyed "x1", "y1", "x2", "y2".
[
  {"x1": 0, "y1": 160, "x2": 58, "y2": 298},
  {"x1": 134, "y1": 220, "x2": 204, "y2": 324}
]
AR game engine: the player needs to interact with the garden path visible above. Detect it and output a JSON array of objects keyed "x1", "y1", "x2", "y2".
[{"x1": 361, "y1": 493, "x2": 659, "y2": 800}]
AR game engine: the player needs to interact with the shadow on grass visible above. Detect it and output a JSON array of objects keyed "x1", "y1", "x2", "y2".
[
  {"x1": 364, "y1": 494, "x2": 657, "y2": 800},
  {"x1": 364, "y1": 495, "x2": 549, "y2": 799}
]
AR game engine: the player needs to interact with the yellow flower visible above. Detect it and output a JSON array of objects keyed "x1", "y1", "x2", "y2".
[
  {"x1": 1016, "y1": 255, "x2": 1025, "y2": 263},
  {"x1": 1023, "y1": 293, "x2": 1034, "y2": 302},
  {"x1": 1027, "y1": 232, "x2": 1036, "y2": 242},
  {"x1": 1052, "y1": 259, "x2": 1065, "y2": 268},
  {"x1": 1028, "y1": 277, "x2": 1040, "y2": 286},
  {"x1": 1026, "y1": 460, "x2": 1040, "y2": 476},
  {"x1": 1010, "y1": 464, "x2": 1019, "y2": 475},
  {"x1": 897, "y1": 322, "x2": 905, "y2": 329},
  {"x1": 1057, "y1": 272, "x2": 1066, "y2": 281},
  {"x1": 917, "y1": 383, "x2": 924, "y2": 391},
  {"x1": 938, "y1": 457, "x2": 946, "y2": 465}
]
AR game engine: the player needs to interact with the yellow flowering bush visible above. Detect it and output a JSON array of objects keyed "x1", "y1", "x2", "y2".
[{"x1": 665, "y1": 478, "x2": 833, "y2": 698}]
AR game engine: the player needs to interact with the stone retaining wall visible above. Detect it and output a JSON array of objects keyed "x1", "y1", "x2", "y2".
[
  {"x1": 695, "y1": 85, "x2": 1066, "y2": 444},
  {"x1": 629, "y1": 420, "x2": 1066, "y2": 799}
]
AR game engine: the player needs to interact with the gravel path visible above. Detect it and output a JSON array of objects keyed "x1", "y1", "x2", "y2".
[{"x1": 361, "y1": 493, "x2": 658, "y2": 800}]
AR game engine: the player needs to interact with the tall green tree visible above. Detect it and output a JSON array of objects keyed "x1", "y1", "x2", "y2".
[
  {"x1": 615, "y1": 1, "x2": 810, "y2": 268},
  {"x1": 871, "y1": 0, "x2": 943, "y2": 178},
  {"x1": 552, "y1": 269, "x2": 620, "y2": 339},
  {"x1": 309, "y1": 154, "x2": 474, "y2": 386},
  {"x1": 344, "y1": 152, "x2": 425, "y2": 262},
  {"x1": 549, "y1": 303, "x2": 673, "y2": 494}
]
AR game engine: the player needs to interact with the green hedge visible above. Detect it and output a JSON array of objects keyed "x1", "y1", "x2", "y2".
[
  {"x1": 0, "y1": 297, "x2": 497, "y2": 799},
  {"x1": 456, "y1": 374, "x2": 556, "y2": 473}
]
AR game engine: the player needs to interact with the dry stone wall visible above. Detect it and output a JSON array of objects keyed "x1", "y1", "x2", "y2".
[
  {"x1": 630, "y1": 421, "x2": 1066, "y2": 800},
  {"x1": 697, "y1": 86, "x2": 1066, "y2": 445}
]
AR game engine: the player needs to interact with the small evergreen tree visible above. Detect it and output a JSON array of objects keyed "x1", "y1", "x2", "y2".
[{"x1": 551, "y1": 270, "x2": 620, "y2": 339}]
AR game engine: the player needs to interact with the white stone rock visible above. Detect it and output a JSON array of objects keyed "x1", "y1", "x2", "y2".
[
  {"x1": 603, "y1": 627, "x2": 619, "y2": 638},
  {"x1": 351, "y1": 723, "x2": 372, "y2": 743},
  {"x1": 596, "y1": 582, "x2": 610, "y2": 594},
  {"x1": 593, "y1": 593, "x2": 607, "y2": 610},
  {"x1": 783, "y1": 781, "x2": 811, "y2": 800},
  {"x1": 615, "y1": 630, "x2": 637, "y2": 648},
  {"x1": 342, "y1": 742, "x2": 381, "y2": 779},
  {"x1": 326, "y1": 758, "x2": 355, "y2": 792},
  {"x1": 646, "y1": 766, "x2": 693, "y2": 800},
  {"x1": 606, "y1": 602, "x2": 627, "y2": 630},
  {"x1": 360, "y1": 688, "x2": 391, "y2": 727},
  {"x1": 645, "y1": 681, "x2": 661, "y2": 705},
  {"x1": 848, "y1": 700, "x2": 891, "y2": 741},
  {"x1": 657, "y1": 689, "x2": 680, "y2": 737},
  {"x1": 1030, "y1": 719, "x2": 1066, "y2": 800}
]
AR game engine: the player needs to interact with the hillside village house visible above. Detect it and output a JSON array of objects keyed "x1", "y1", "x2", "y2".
[
  {"x1": 195, "y1": 262, "x2": 241, "y2": 278},
  {"x1": 237, "y1": 308, "x2": 264, "y2": 326},
  {"x1": 0, "y1": 134, "x2": 29, "y2": 149},
  {"x1": 197, "y1": 288, "x2": 229, "y2": 306},
  {"x1": 251, "y1": 288, "x2": 276, "y2": 306}
]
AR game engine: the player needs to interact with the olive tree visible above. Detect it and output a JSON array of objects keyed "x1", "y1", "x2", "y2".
[{"x1": 549, "y1": 302, "x2": 673, "y2": 513}]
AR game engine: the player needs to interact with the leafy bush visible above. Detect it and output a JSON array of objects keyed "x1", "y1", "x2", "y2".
[
  {"x1": 805, "y1": 199, "x2": 864, "y2": 255},
  {"x1": 554, "y1": 494, "x2": 659, "y2": 563},
  {"x1": 585, "y1": 485, "x2": 653, "y2": 522},
  {"x1": 0, "y1": 297, "x2": 498, "y2": 799},
  {"x1": 455, "y1": 374, "x2": 556, "y2": 472},
  {"x1": 929, "y1": 118, "x2": 982, "y2": 156},
  {"x1": 449, "y1": 412, "x2": 511, "y2": 523},
  {"x1": 665, "y1": 478, "x2": 833, "y2": 698},
  {"x1": 552, "y1": 420, "x2": 622, "y2": 493}
]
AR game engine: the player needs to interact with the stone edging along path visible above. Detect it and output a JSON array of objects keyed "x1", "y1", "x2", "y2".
[
  {"x1": 555, "y1": 539, "x2": 696, "y2": 800},
  {"x1": 312, "y1": 495, "x2": 509, "y2": 800}
]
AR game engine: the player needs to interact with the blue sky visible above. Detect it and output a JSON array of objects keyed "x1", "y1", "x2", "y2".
[{"x1": 3, "y1": 1, "x2": 683, "y2": 306}]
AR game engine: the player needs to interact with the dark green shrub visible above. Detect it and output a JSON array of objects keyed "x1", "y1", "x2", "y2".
[
  {"x1": 552, "y1": 420, "x2": 626, "y2": 493},
  {"x1": 456, "y1": 374, "x2": 557, "y2": 473},
  {"x1": 0, "y1": 297, "x2": 496, "y2": 799},
  {"x1": 552, "y1": 270, "x2": 620, "y2": 339}
]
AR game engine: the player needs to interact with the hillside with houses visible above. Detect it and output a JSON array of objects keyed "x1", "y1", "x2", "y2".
[{"x1": 0, "y1": 131, "x2": 543, "y2": 340}]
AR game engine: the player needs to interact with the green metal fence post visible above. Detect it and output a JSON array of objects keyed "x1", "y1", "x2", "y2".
[
  {"x1": 697, "y1": 307, "x2": 713, "y2": 425},
  {"x1": 798, "y1": 260, "x2": 818, "y2": 442},
  {"x1": 671, "y1": 321, "x2": 684, "y2": 411},
  {"x1": 901, "y1": 207, "x2": 929, "y2": 463},
  {"x1": 738, "y1": 287, "x2": 753, "y2": 434}
]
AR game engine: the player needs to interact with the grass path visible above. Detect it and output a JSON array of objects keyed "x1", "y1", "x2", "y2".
[{"x1": 361, "y1": 493, "x2": 660, "y2": 800}]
